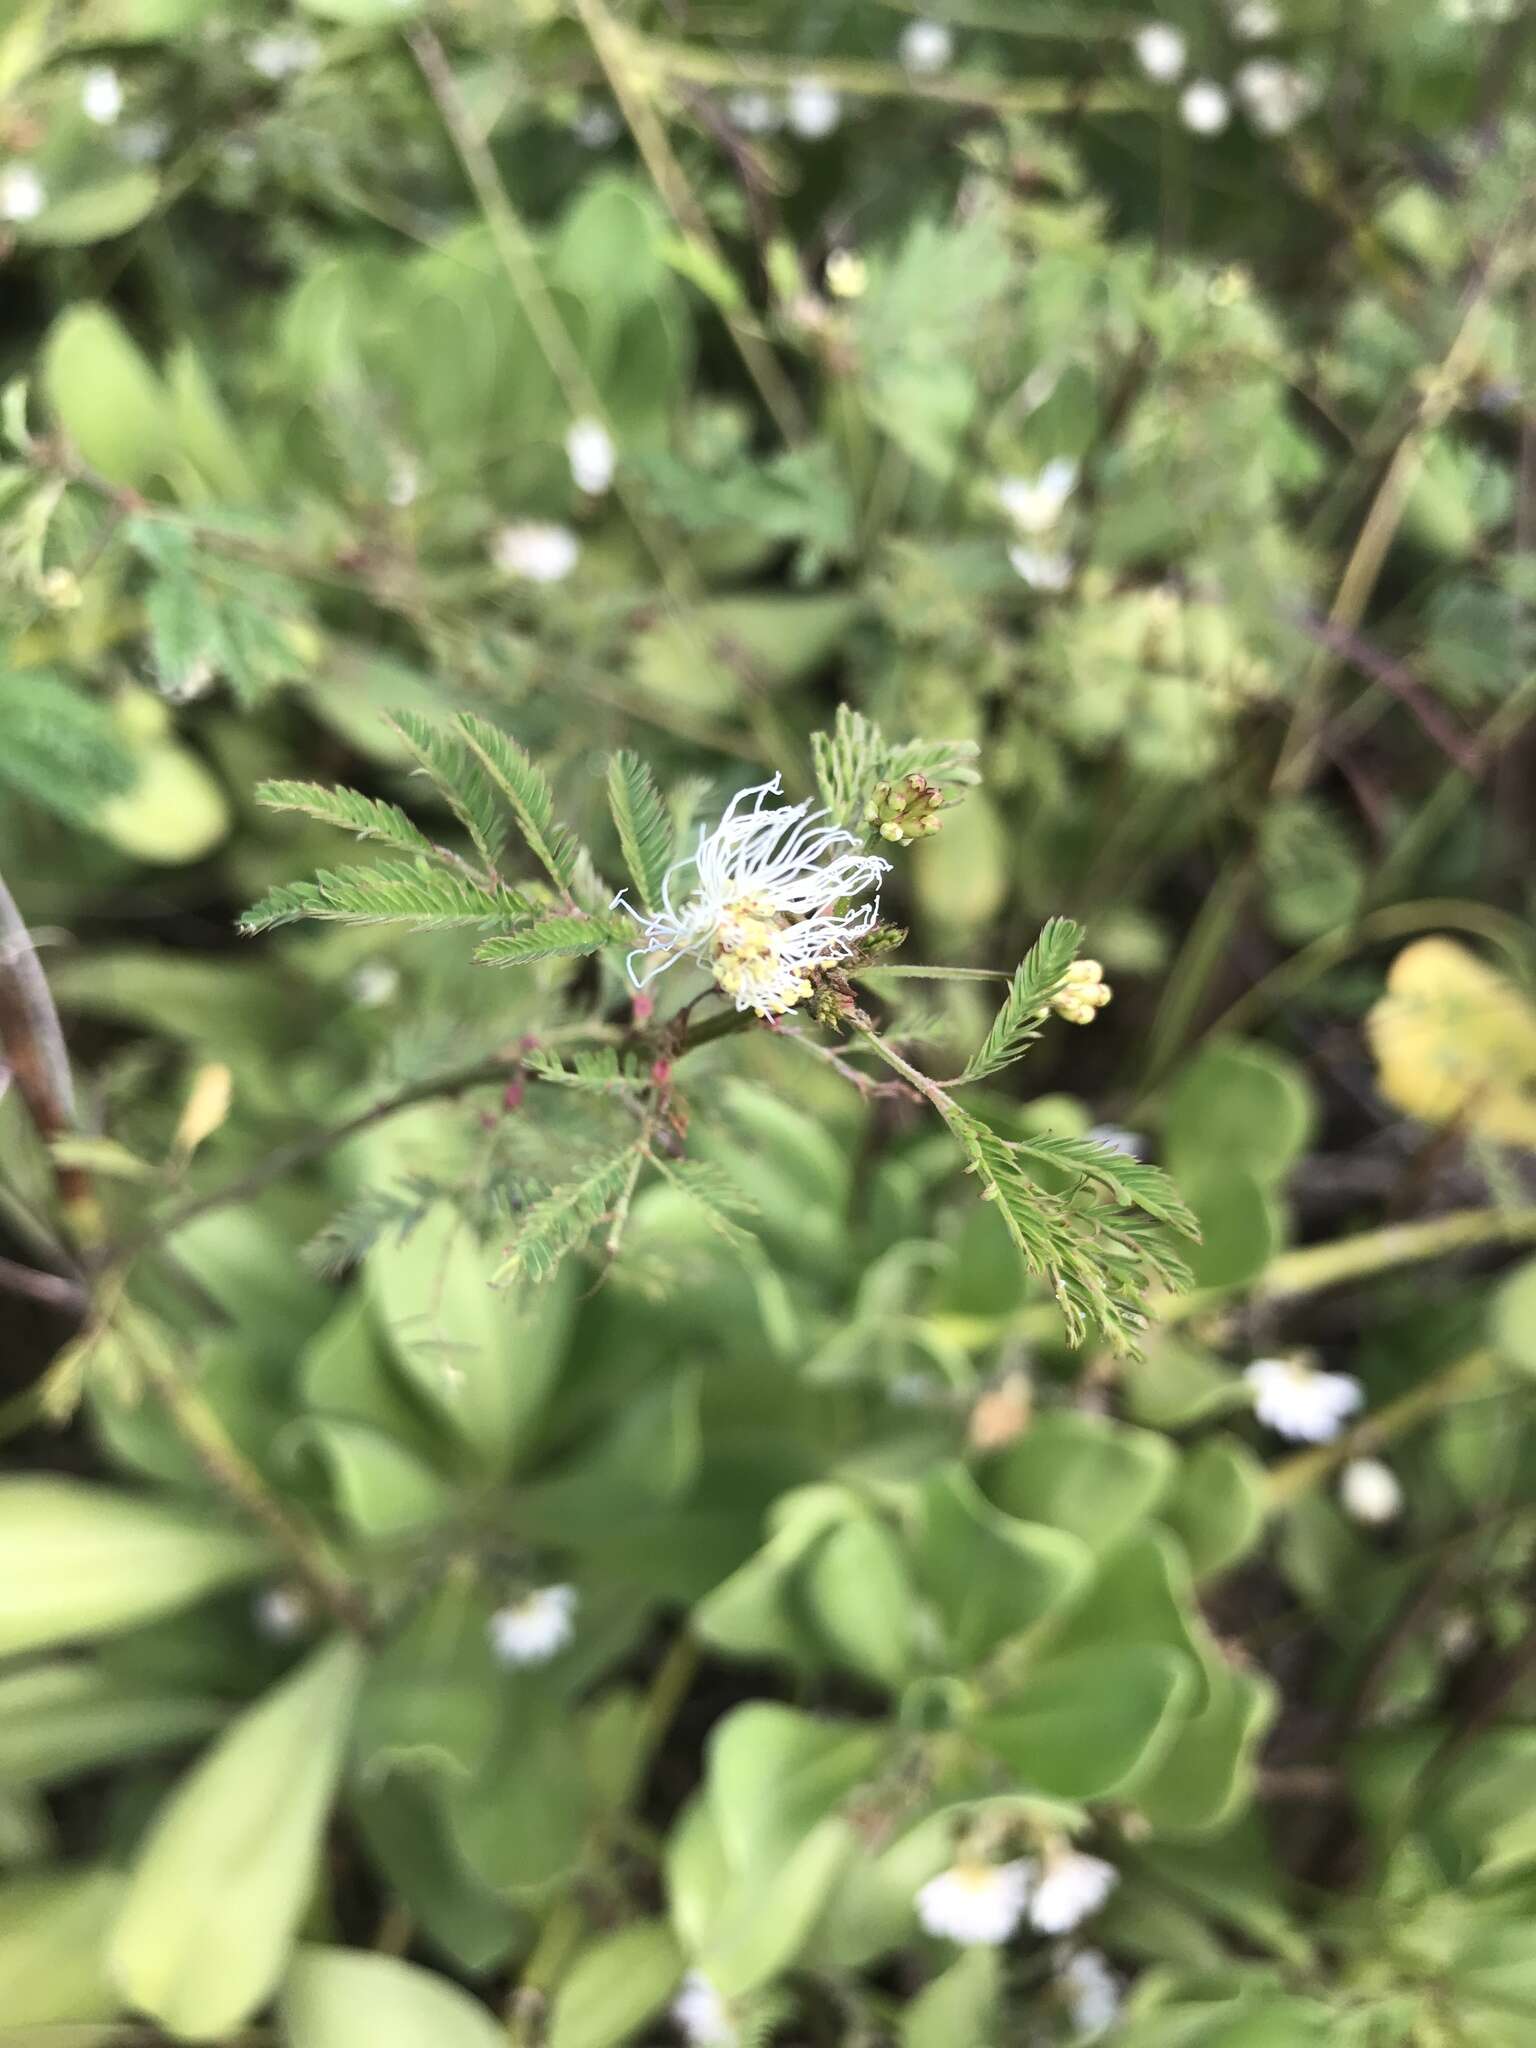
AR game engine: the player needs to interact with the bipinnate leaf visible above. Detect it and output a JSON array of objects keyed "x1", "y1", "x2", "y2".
[
  {"x1": 607, "y1": 749, "x2": 674, "y2": 911},
  {"x1": 959, "y1": 916, "x2": 1083, "y2": 1083}
]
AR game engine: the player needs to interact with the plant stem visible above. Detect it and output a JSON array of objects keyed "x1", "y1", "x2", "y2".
[
  {"x1": 1257, "y1": 1208, "x2": 1536, "y2": 1303},
  {"x1": 571, "y1": 0, "x2": 808, "y2": 444},
  {"x1": 407, "y1": 24, "x2": 697, "y2": 607},
  {"x1": 642, "y1": 38, "x2": 1150, "y2": 117},
  {"x1": 107, "y1": 1297, "x2": 373, "y2": 1634}
]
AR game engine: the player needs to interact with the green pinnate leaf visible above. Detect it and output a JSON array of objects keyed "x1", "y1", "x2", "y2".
[
  {"x1": 606, "y1": 749, "x2": 674, "y2": 912},
  {"x1": 254, "y1": 781, "x2": 438, "y2": 859},
  {"x1": 959, "y1": 917, "x2": 1083, "y2": 1084}
]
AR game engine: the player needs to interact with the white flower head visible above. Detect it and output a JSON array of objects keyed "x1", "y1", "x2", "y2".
[
  {"x1": 386, "y1": 458, "x2": 419, "y2": 508},
  {"x1": 1029, "y1": 1848, "x2": 1118, "y2": 1934},
  {"x1": 787, "y1": 76, "x2": 842, "y2": 139},
  {"x1": 1231, "y1": 0, "x2": 1282, "y2": 36},
  {"x1": 566, "y1": 417, "x2": 616, "y2": 496},
  {"x1": 1060, "y1": 1947, "x2": 1123, "y2": 2035},
  {"x1": 1236, "y1": 58, "x2": 1319, "y2": 134},
  {"x1": 727, "y1": 88, "x2": 782, "y2": 134},
  {"x1": 82, "y1": 65, "x2": 125, "y2": 125},
  {"x1": 624, "y1": 776, "x2": 889, "y2": 1019},
  {"x1": 247, "y1": 30, "x2": 320, "y2": 79},
  {"x1": 672, "y1": 1971, "x2": 737, "y2": 2047},
  {"x1": 998, "y1": 457, "x2": 1079, "y2": 534},
  {"x1": 119, "y1": 119, "x2": 169, "y2": 164},
  {"x1": 1132, "y1": 22, "x2": 1188, "y2": 82},
  {"x1": 1245, "y1": 1356, "x2": 1362, "y2": 1442},
  {"x1": 0, "y1": 165, "x2": 45, "y2": 222},
  {"x1": 1180, "y1": 79, "x2": 1232, "y2": 134},
  {"x1": 900, "y1": 18, "x2": 956, "y2": 75},
  {"x1": 349, "y1": 959, "x2": 400, "y2": 1008},
  {"x1": 253, "y1": 1584, "x2": 310, "y2": 1640},
  {"x1": 917, "y1": 1859, "x2": 1033, "y2": 1946},
  {"x1": 572, "y1": 101, "x2": 622, "y2": 148},
  {"x1": 1340, "y1": 1456, "x2": 1403, "y2": 1526},
  {"x1": 489, "y1": 1584, "x2": 578, "y2": 1667},
  {"x1": 1009, "y1": 544, "x2": 1074, "y2": 593},
  {"x1": 492, "y1": 521, "x2": 580, "y2": 583}
]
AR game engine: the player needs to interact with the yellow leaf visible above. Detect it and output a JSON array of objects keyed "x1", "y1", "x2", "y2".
[
  {"x1": 1366, "y1": 938, "x2": 1536, "y2": 1148},
  {"x1": 174, "y1": 1063, "x2": 232, "y2": 1157}
]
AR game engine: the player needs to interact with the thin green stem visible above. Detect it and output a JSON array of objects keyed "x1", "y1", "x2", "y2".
[
  {"x1": 1160, "y1": 1206, "x2": 1536, "y2": 1329},
  {"x1": 571, "y1": 0, "x2": 808, "y2": 444},
  {"x1": 642, "y1": 38, "x2": 1151, "y2": 118},
  {"x1": 105, "y1": 1295, "x2": 373, "y2": 1634},
  {"x1": 407, "y1": 24, "x2": 697, "y2": 606},
  {"x1": 1199, "y1": 898, "x2": 1536, "y2": 1048}
]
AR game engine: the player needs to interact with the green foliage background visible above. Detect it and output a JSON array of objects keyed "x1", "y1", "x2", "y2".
[{"x1": 1, "y1": 0, "x2": 1536, "y2": 2043}]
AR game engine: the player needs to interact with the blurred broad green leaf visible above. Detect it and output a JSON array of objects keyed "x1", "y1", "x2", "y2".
[
  {"x1": 108, "y1": 1637, "x2": 365, "y2": 2039},
  {"x1": 0, "y1": 1478, "x2": 269, "y2": 1659}
]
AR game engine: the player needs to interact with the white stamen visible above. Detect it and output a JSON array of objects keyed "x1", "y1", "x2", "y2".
[{"x1": 624, "y1": 776, "x2": 888, "y2": 1018}]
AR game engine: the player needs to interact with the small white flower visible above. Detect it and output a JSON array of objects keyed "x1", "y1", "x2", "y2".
[
  {"x1": 1029, "y1": 1849, "x2": 1118, "y2": 1934},
  {"x1": 566, "y1": 417, "x2": 616, "y2": 496},
  {"x1": 386, "y1": 459, "x2": 419, "y2": 508},
  {"x1": 572, "y1": 101, "x2": 622, "y2": 148},
  {"x1": 787, "y1": 76, "x2": 842, "y2": 139},
  {"x1": 492, "y1": 521, "x2": 580, "y2": 583},
  {"x1": 1009, "y1": 544, "x2": 1074, "y2": 592},
  {"x1": 119, "y1": 119, "x2": 169, "y2": 164},
  {"x1": 1060, "y1": 1948, "x2": 1123, "y2": 2036},
  {"x1": 624, "y1": 775, "x2": 888, "y2": 1019},
  {"x1": 917, "y1": 1859, "x2": 1033, "y2": 1946},
  {"x1": 998, "y1": 457, "x2": 1079, "y2": 533},
  {"x1": 82, "y1": 65, "x2": 124, "y2": 125},
  {"x1": 247, "y1": 30, "x2": 320, "y2": 80},
  {"x1": 728, "y1": 89, "x2": 782, "y2": 134},
  {"x1": 1180, "y1": 79, "x2": 1232, "y2": 133},
  {"x1": 348, "y1": 959, "x2": 400, "y2": 1008},
  {"x1": 1088, "y1": 1125, "x2": 1145, "y2": 1159},
  {"x1": 1340, "y1": 1457, "x2": 1403, "y2": 1526},
  {"x1": 672, "y1": 1970, "x2": 737, "y2": 2047},
  {"x1": 1132, "y1": 22, "x2": 1188, "y2": 82},
  {"x1": 0, "y1": 165, "x2": 45, "y2": 223},
  {"x1": 1231, "y1": 0, "x2": 1282, "y2": 36},
  {"x1": 1245, "y1": 1357, "x2": 1363, "y2": 1443},
  {"x1": 900, "y1": 18, "x2": 955, "y2": 75},
  {"x1": 254, "y1": 1585, "x2": 310, "y2": 1640},
  {"x1": 1236, "y1": 58, "x2": 1319, "y2": 134},
  {"x1": 488, "y1": 1584, "x2": 578, "y2": 1667}
]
